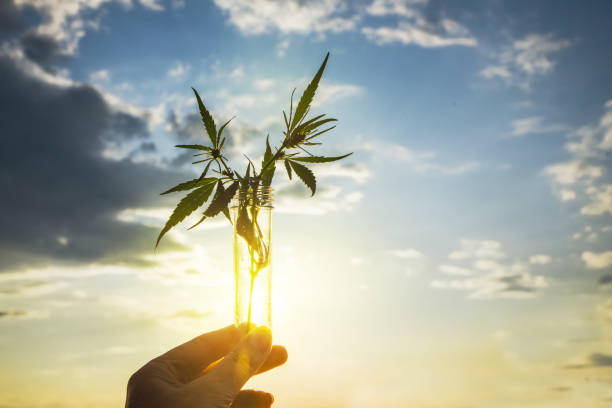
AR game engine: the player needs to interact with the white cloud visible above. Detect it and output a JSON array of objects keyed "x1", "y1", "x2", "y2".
[
  {"x1": 167, "y1": 61, "x2": 190, "y2": 78},
  {"x1": 213, "y1": 0, "x2": 359, "y2": 35},
  {"x1": 276, "y1": 38, "x2": 290, "y2": 57},
  {"x1": 363, "y1": 0, "x2": 476, "y2": 48},
  {"x1": 448, "y1": 239, "x2": 506, "y2": 261},
  {"x1": 312, "y1": 162, "x2": 372, "y2": 184},
  {"x1": 362, "y1": 20, "x2": 476, "y2": 48},
  {"x1": 359, "y1": 139, "x2": 479, "y2": 175},
  {"x1": 254, "y1": 78, "x2": 276, "y2": 90},
  {"x1": 89, "y1": 69, "x2": 110, "y2": 82},
  {"x1": 434, "y1": 240, "x2": 547, "y2": 300},
  {"x1": 582, "y1": 251, "x2": 612, "y2": 269},
  {"x1": 230, "y1": 66, "x2": 244, "y2": 79},
  {"x1": 139, "y1": 0, "x2": 164, "y2": 10},
  {"x1": 389, "y1": 248, "x2": 423, "y2": 259},
  {"x1": 275, "y1": 184, "x2": 363, "y2": 215},
  {"x1": 507, "y1": 116, "x2": 567, "y2": 137},
  {"x1": 544, "y1": 100, "x2": 612, "y2": 216},
  {"x1": 480, "y1": 33, "x2": 571, "y2": 90},
  {"x1": 439, "y1": 264, "x2": 473, "y2": 276},
  {"x1": 366, "y1": 0, "x2": 426, "y2": 18},
  {"x1": 581, "y1": 184, "x2": 612, "y2": 215},
  {"x1": 529, "y1": 254, "x2": 552, "y2": 265},
  {"x1": 312, "y1": 82, "x2": 364, "y2": 108}
]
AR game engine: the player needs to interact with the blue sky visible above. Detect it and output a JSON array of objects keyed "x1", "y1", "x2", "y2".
[{"x1": 1, "y1": 1, "x2": 612, "y2": 407}]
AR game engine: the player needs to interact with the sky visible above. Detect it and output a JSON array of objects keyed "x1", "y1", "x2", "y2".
[{"x1": 0, "y1": 0, "x2": 611, "y2": 407}]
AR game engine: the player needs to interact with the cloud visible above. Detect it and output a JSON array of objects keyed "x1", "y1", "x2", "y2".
[
  {"x1": 432, "y1": 239, "x2": 547, "y2": 299},
  {"x1": 359, "y1": 140, "x2": 479, "y2": 175},
  {"x1": 439, "y1": 264, "x2": 473, "y2": 276},
  {"x1": 312, "y1": 82, "x2": 364, "y2": 108},
  {"x1": 480, "y1": 33, "x2": 571, "y2": 90},
  {"x1": 362, "y1": 0, "x2": 476, "y2": 48},
  {"x1": 0, "y1": 309, "x2": 49, "y2": 319},
  {"x1": 167, "y1": 61, "x2": 190, "y2": 78},
  {"x1": 139, "y1": 0, "x2": 164, "y2": 11},
  {"x1": 213, "y1": 0, "x2": 359, "y2": 36},
  {"x1": 0, "y1": 17, "x2": 189, "y2": 272},
  {"x1": 89, "y1": 69, "x2": 111, "y2": 82},
  {"x1": 565, "y1": 353, "x2": 612, "y2": 369},
  {"x1": 581, "y1": 251, "x2": 612, "y2": 269},
  {"x1": 507, "y1": 116, "x2": 567, "y2": 137},
  {"x1": 529, "y1": 254, "x2": 551, "y2": 265},
  {"x1": 448, "y1": 239, "x2": 506, "y2": 260},
  {"x1": 362, "y1": 21, "x2": 476, "y2": 48},
  {"x1": 544, "y1": 100, "x2": 612, "y2": 216},
  {"x1": 275, "y1": 183, "x2": 363, "y2": 215},
  {"x1": 389, "y1": 248, "x2": 423, "y2": 259}
]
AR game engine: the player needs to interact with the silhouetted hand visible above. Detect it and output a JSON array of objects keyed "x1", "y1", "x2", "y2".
[{"x1": 125, "y1": 324, "x2": 287, "y2": 408}]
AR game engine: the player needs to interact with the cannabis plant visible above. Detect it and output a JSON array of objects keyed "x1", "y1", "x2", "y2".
[{"x1": 156, "y1": 52, "x2": 351, "y2": 325}]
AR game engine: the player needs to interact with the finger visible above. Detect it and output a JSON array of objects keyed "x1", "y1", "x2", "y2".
[
  {"x1": 160, "y1": 324, "x2": 250, "y2": 382},
  {"x1": 231, "y1": 390, "x2": 274, "y2": 408},
  {"x1": 255, "y1": 345, "x2": 288, "y2": 375},
  {"x1": 188, "y1": 325, "x2": 272, "y2": 404}
]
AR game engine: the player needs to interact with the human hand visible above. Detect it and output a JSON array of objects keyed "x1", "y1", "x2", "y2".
[{"x1": 125, "y1": 324, "x2": 287, "y2": 408}]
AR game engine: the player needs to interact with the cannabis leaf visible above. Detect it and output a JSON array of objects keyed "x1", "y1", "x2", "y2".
[
  {"x1": 192, "y1": 87, "x2": 217, "y2": 146},
  {"x1": 291, "y1": 153, "x2": 352, "y2": 163},
  {"x1": 156, "y1": 182, "x2": 216, "y2": 247},
  {"x1": 160, "y1": 178, "x2": 217, "y2": 195},
  {"x1": 288, "y1": 160, "x2": 316, "y2": 195},
  {"x1": 290, "y1": 52, "x2": 329, "y2": 131},
  {"x1": 157, "y1": 52, "x2": 353, "y2": 248}
]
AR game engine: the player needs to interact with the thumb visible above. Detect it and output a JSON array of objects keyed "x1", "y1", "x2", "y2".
[{"x1": 190, "y1": 326, "x2": 272, "y2": 405}]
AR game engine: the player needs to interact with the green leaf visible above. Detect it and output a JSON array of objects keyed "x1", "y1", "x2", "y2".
[
  {"x1": 261, "y1": 136, "x2": 275, "y2": 187},
  {"x1": 217, "y1": 116, "x2": 235, "y2": 142},
  {"x1": 236, "y1": 205, "x2": 256, "y2": 249},
  {"x1": 284, "y1": 159, "x2": 292, "y2": 180},
  {"x1": 290, "y1": 52, "x2": 329, "y2": 131},
  {"x1": 176, "y1": 144, "x2": 210, "y2": 151},
  {"x1": 203, "y1": 181, "x2": 239, "y2": 217},
  {"x1": 289, "y1": 160, "x2": 316, "y2": 195},
  {"x1": 156, "y1": 182, "x2": 216, "y2": 247},
  {"x1": 291, "y1": 153, "x2": 352, "y2": 163},
  {"x1": 197, "y1": 160, "x2": 213, "y2": 181},
  {"x1": 160, "y1": 177, "x2": 216, "y2": 195},
  {"x1": 282, "y1": 110, "x2": 289, "y2": 129},
  {"x1": 305, "y1": 125, "x2": 335, "y2": 140},
  {"x1": 302, "y1": 118, "x2": 337, "y2": 134},
  {"x1": 192, "y1": 87, "x2": 217, "y2": 146},
  {"x1": 221, "y1": 206, "x2": 232, "y2": 223}
]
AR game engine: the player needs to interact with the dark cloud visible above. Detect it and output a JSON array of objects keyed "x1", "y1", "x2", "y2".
[
  {"x1": 599, "y1": 274, "x2": 612, "y2": 286},
  {"x1": 19, "y1": 33, "x2": 64, "y2": 71},
  {"x1": 0, "y1": 0, "x2": 23, "y2": 33},
  {"x1": 0, "y1": 310, "x2": 27, "y2": 318},
  {"x1": 139, "y1": 142, "x2": 157, "y2": 153},
  {"x1": 564, "y1": 353, "x2": 612, "y2": 369},
  {"x1": 590, "y1": 353, "x2": 612, "y2": 367},
  {"x1": 166, "y1": 109, "x2": 264, "y2": 156},
  {"x1": 0, "y1": 52, "x2": 187, "y2": 272},
  {"x1": 497, "y1": 274, "x2": 535, "y2": 293}
]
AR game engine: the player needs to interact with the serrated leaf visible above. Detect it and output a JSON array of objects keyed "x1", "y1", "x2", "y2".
[
  {"x1": 156, "y1": 182, "x2": 216, "y2": 247},
  {"x1": 284, "y1": 159, "x2": 292, "y2": 180},
  {"x1": 192, "y1": 87, "x2": 217, "y2": 146},
  {"x1": 203, "y1": 181, "x2": 239, "y2": 217},
  {"x1": 217, "y1": 116, "x2": 235, "y2": 142},
  {"x1": 282, "y1": 110, "x2": 289, "y2": 129},
  {"x1": 261, "y1": 136, "x2": 276, "y2": 187},
  {"x1": 160, "y1": 177, "x2": 216, "y2": 195},
  {"x1": 290, "y1": 52, "x2": 329, "y2": 131},
  {"x1": 197, "y1": 160, "x2": 213, "y2": 181},
  {"x1": 302, "y1": 118, "x2": 337, "y2": 134},
  {"x1": 222, "y1": 206, "x2": 232, "y2": 223},
  {"x1": 305, "y1": 125, "x2": 335, "y2": 140},
  {"x1": 176, "y1": 144, "x2": 210, "y2": 151},
  {"x1": 289, "y1": 160, "x2": 316, "y2": 195},
  {"x1": 291, "y1": 153, "x2": 352, "y2": 163}
]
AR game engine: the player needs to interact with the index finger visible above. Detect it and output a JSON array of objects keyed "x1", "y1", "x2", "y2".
[{"x1": 160, "y1": 324, "x2": 249, "y2": 382}]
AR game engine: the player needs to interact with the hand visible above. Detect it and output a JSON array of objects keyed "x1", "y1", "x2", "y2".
[{"x1": 125, "y1": 324, "x2": 287, "y2": 408}]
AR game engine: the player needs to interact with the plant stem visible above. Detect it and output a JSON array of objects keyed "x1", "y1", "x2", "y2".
[{"x1": 247, "y1": 271, "x2": 255, "y2": 327}]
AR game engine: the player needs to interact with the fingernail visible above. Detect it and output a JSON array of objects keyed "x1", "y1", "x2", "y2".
[{"x1": 248, "y1": 326, "x2": 272, "y2": 354}]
